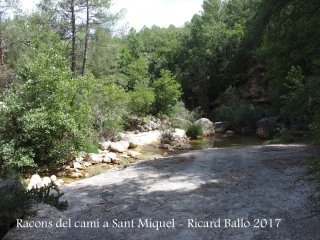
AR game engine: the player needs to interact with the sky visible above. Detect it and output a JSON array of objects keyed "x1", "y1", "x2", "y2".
[{"x1": 21, "y1": 0, "x2": 204, "y2": 31}]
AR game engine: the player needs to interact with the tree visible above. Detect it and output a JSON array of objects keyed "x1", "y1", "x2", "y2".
[{"x1": 153, "y1": 69, "x2": 181, "y2": 116}]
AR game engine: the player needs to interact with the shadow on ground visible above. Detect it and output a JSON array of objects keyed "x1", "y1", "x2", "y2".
[{"x1": 4, "y1": 145, "x2": 320, "y2": 240}]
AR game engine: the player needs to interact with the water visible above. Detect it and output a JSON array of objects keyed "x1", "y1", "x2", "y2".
[
  {"x1": 136, "y1": 134, "x2": 266, "y2": 160},
  {"x1": 60, "y1": 134, "x2": 266, "y2": 184}
]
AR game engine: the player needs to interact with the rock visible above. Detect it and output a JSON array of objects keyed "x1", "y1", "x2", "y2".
[
  {"x1": 214, "y1": 122, "x2": 227, "y2": 133},
  {"x1": 195, "y1": 118, "x2": 215, "y2": 136},
  {"x1": 83, "y1": 162, "x2": 92, "y2": 167},
  {"x1": 54, "y1": 179, "x2": 64, "y2": 187},
  {"x1": 120, "y1": 153, "x2": 130, "y2": 158},
  {"x1": 174, "y1": 129, "x2": 187, "y2": 138},
  {"x1": 110, "y1": 141, "x2": 130, "y2": 153},
  {"x1": 99, "y1": 141, "x2": 111, "y2": 150},
  {"x1": 85, "y1": 153, "x2": 103, "y2": 164},
  {"x1": 69, "y1": 172, "x2": 83, "y2": 178},
  {"x1": 75, "y1": 156, "x2": 84, "y2": 163},
  {"x1": 84, "y1": 173, "x2": 91, "y2": 178},
  {"x1": 102, "y1": 157, "x2": 112, "y2": 163},
  {"x1": 161, "y1": 144, "x2": 175, "y2": 152},
  {"x1": 0, "y1": 179, "x2": 25, "y2": 232},
  {"x1": 50, "y1": 175, "x2": 57, "y2": 182},
  {"x1": 127, "y1": 150, "x2": 142, "y2": 159},
  {"x1": 41, "y1": 177, "x2": 51, "y2": 187},
  {"x1": 27, "y1": 174, "x2": 42, "y2": 190},
  {"x1": 105, "y1": 152, "x2": 118, "y2": 161},
  {"x1": 178, "y1": 143, "x2": 194, "y2": 150},
  {"x1": 226, "y1": 130, "x2": 234, "y2": 137},
  {"x1": 256, "y1": 117, "x2": 278, "y2": 139},
  {"x1": 73, "y1": 162, "x2": 84, "y2": 170},
  {"x1": 128, "y1": 139, "x2": 139, "y2": 148},
  {"x1": 65, "y1": 166, "x2": 71, "y2": 170}
]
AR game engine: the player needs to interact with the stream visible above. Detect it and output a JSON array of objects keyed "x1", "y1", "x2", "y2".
[{"x1": 61, "y1": 134, "x2": 266, "y2": 184}]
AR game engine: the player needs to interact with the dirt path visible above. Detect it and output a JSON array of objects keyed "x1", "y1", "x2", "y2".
[{"x1": 4, "y1": 145, "x2": 320, "y2": 240}]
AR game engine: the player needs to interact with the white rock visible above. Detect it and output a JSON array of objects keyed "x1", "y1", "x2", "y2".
[
  {"x1": 85, "y1": 153, "x2": 103, "y2": 164},
  {"x1": 102, "y1": 157, "x2": 112, "y2": 163},
  {"x1": 195, "y1": 118, "x2": 215, "y2": 136},
  {"x1": 75, "y1": 156, "x2": 84, "y2": 163},
  {"x1": 73, "y1": 162, "x2": 84, "y2": 169},
  {"x1": 54, "y1": 179, "x2": 65, "y2": 187},
  {"x1": 110, "y1": 141, "x2": 130, "y2": 153},
  {"x1": 99, "y1": 141, "x2": 111, "y2": 150},
  {"x1": 83, "y1": 162, "x2": 92, "y2": 167},
  {"x1": 70, "y1": 172, "x2": 83, "y2": 178},
  {"x1": 105, "y1": 152, "x2": 118, "y2": 161},
  {"x1": 27, "y1": 174, "x2": 42, "y2": 190},
  {"x1": 50, "y1": 175, "x2": 57, "y2": 182},
  {"x1": 41, "y1": 177, "x2": 52, "y2": 187},
  {"x1": 127, "y1": 150, "x2": 142, "y2": 159}
]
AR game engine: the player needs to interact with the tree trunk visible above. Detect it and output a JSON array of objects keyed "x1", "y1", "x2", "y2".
[
  {"x1": 71, "y1": 0, "x2": 76, "y2": 78},
  {"x1": 81, "y1": 0, "x2": 89, "y2": 76}
]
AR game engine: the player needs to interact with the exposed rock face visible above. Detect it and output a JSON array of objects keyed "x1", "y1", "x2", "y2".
[
  {"x1": 110, "y1": 141, "x2": 130, "y2": 153},
  {"x1": 195, "y1": 118, "x2": 215, "y2": 136},
  {"x1": 256, "y1": 117, "x2": 278, "y2": 139},
  {"x1": 0, "y1": 179, "x2": 25, "y2": 233}
]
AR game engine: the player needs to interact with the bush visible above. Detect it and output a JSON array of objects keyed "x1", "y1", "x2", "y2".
[
  {"x1": 0, "y1": 180, "x2": 67, "y2": 236},
  {"x1": 215, "y1": 86, "x2": 265, "y2": 134},
  {"x1": 159, "y1": 128, "x2": 176, "y2": 144},
  {"x1": 0, "y1": 49, "x2": 95, "y2": 177},
  {"x1": 186, "y1": 123, "x2": 203, "y2": 139}
]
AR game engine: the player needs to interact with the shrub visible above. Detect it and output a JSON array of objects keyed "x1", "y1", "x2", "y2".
[
  {"x1": 186, "y1": 123, "x2": 204, "y2": 139},
  {"x1": 215, "y1": 87, "x2": 265, "y2": 134},
  {"x1": 0, "y1": 180, "x2": 67, "y2": 236},
  {"x1": 0, "y1": 49, "x2": 95, "y2": 177},
  {"x1": 159, "y1": 128, "x2": 176, "y2": 144}
]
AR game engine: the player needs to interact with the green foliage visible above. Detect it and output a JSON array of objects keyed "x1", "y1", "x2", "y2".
[
  {"x1": 186, "y1": 123, "x2": 204, "y2": 140},
  {"x1": 159, "y1": 128, "x2": 176, "y2": 144},
  {"x1": 171, "y1": 101, "x2": 203, "y2": 123},
  {"x1": 92, "y1": 78, "x2": 129, "y2": 139},
  {"x1": 0, "y1": 181, "x2": 68, "y2": 234},
  {"x1": 215, "y1": 87, "x2": 265, "y2": 134},
  {"x1": 128, "y1": 86, "x2": 155, "y2": 116},
  {"x1": 0, "y1": 49, "x2": 95, "y2": 177},
  {"x1": 153, "y1": 70, "x2": 182, "y2": 116}
]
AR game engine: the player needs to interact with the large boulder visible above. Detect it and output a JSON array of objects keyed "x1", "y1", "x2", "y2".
[
  {"x1": 195, "y1": 118, "x2": 215, "y2": 136},
  {"x1": 110, "y1": 141, "x2": 130, "y2": 153},
  {"x1": 256, "y1": 117, "x2": 278, "y2": 139},
  {"x1": 0, "y1": 179, "x2": 25, "y2": 234}
]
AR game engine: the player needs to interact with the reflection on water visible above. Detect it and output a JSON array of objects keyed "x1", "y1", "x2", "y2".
[{"x1": 136, "y1": 134, "x2": 265, "y2": 160}]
